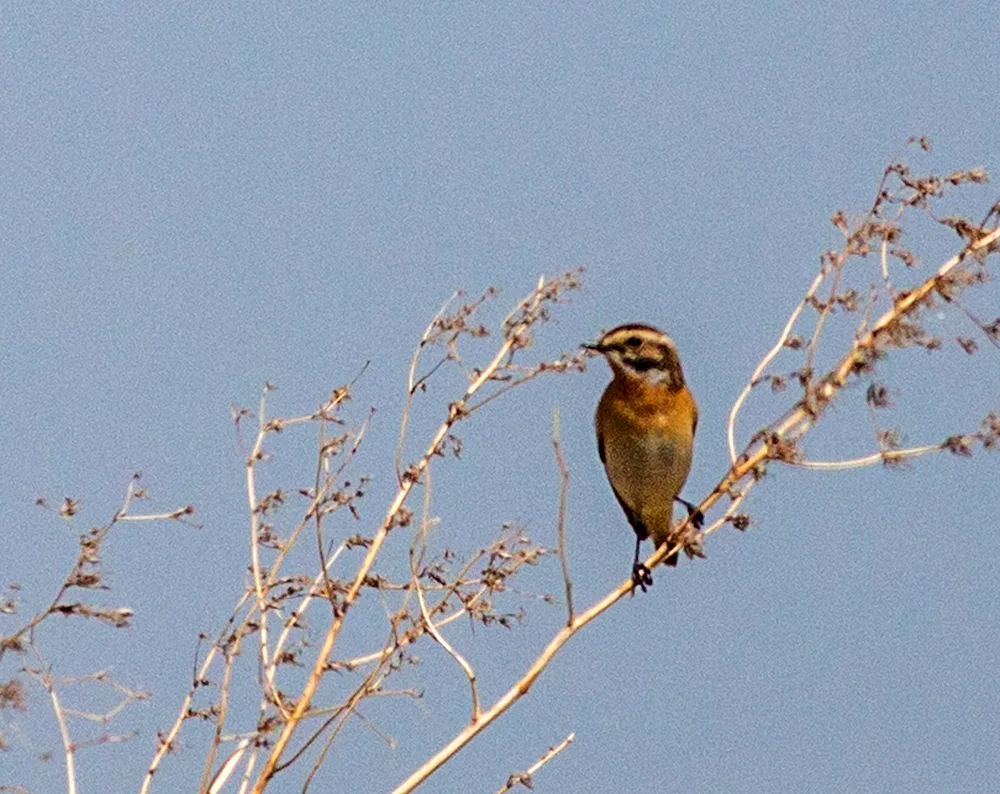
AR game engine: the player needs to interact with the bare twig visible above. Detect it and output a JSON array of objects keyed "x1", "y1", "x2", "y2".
[
  {"x1": 551, "y1": 409, "x2": 574, "y2": 624},
  {"x1": 396, "y1": 292, "x2": 461, "y2": 483},
  {"x1": 726, "y1": 265, "x2": 827, "y2": 463},
  {"x1": 493, "y1": 732, "x2": 575, "y2": 794},
  {"x1": 24, "y1": 648, "x2": 77, "y2": 794},
  {"x1": 245, "y1": 388, "x2": 276, "y2": 693},
  {"x1": 792, "y1": 442, "x2": 943, "y2": 470},
  {"x1": 206, "y1": 738, "x2": 252, "y2": 794},
  {"x1": 141, "y1": 592, "x2": 254, "y2": 794},
  {"x1": 417, "y1": 576, "x2": 480, "y2": 722}
]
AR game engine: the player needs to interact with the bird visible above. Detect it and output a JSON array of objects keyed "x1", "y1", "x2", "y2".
[{"x1": 584, "y1": 323, "x2": 701, "y2": 590}]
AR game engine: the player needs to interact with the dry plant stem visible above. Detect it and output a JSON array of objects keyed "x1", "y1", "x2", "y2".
[
  {"x1": 493, "y1": 732, "x2": 575, "y2": 794},
  {"x1": 199, "y1": 629, "x2": 248, "y2": 794},
  {"x1": 47, "y1": 678, "x2": 77, "y2": 794},
  {"x1": 396, "y1": 292, "x2": 460, "y2": 482},
  {"x1": 880, "y1": 237, "x2": 895, "y2": 295},
  {"x1": 416, "y1": 576, "x2": 480, "y2": 721},
  {"x1": 269, "y1": 542, "x2": 347, "y2": 687},
  {"x1": 201, "y1": 608, "x2": 257, "y2": 792},
  {"x1": 276, "y1": 418, "x2": 367, "y2": 613},
  {"x1": 298, "y1": 700, "x2": 356, "y2": 792},
  {"x1": 5, "y1": 480, "x2": 186, "y2": 794},
  {"x1": 333, "y1": 541, "x2": 501, "y2": 674},
  {"x1": 255, "y1": 389, "x2": 359, "y2": 593},
  {"x1": 242, "y1": 395, "x2": 364, "y2": 730},
  {"x1": 250, "y1": 278, "x2": 553, "y2": 793},
  {"x1": 236, "y1": 747, "x2": 259, "y2": 794},
  {"x1": 59, "y1": 671, "x2": 147, "y2": 723},
  {"x1": 794, "y1": 442, "x2": 944, "y2": 470},
  {"x1": 409, "y1": 464, "x2": 481, "y2": 721},
  {"x1": 148, "y1": 549, "x2": 309, "y2": 792},
  {"x1": 246, "y1": 392, "x2": 275, "y2": 688},
  {"x1": 282, "y1": 658, "x2": 389, "y2": 782},
  {"x1": 1, "y1": 477, "x2": 190, "y2": 663},
  {"x1": 726, "y1": 265, "x2": 827, "y2": 463},
  {"x1": 116, "y1": 508, "x2": 193, "y2": 522},
  {"x1": 551, "y1": 409, "x2": 574, "y2": 624},
  {"x1": 25, "y1": 648, "x2": 77, "y2": 794},
  {"x1": 352, "y1": 707, "x2": 399, "y2": 748},
  {"x1": 802, "y1": 253, "x2": 846, "y2": 383},
  {"x1": 206, "y1": 738, "x2": 252, "y2": 794},
  {"x1": 331, "y1": 588, "x2": 489, "y2": 671},
  {"x1": 252, "y1": 538, "x2": 351, "y2": 754},
  {"x1": 388, "y1": 532, "x2": 689, "y2": 794},
  {"x1": 391, "y1": 227, "x2": 1000, "y2": 794},
  {"x1": 140, "y1": 591, "x2": 253, "y2": 794},
  {"x1": 199, "y1": 654, "x2": 235, "y2": 792}
]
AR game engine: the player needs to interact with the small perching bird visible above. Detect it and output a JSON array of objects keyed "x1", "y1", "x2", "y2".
[{"x1": 584, "y1": 323, "x2": 701, "y2": 590}]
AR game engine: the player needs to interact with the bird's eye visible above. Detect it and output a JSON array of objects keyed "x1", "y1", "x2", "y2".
[{"x1": 625, "y1": 336, "x2": 642, "y2": 348}]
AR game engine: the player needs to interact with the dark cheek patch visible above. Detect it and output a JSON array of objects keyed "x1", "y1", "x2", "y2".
[{"x1": 629, "y1": 357, "x2": 659, "y2": 372}]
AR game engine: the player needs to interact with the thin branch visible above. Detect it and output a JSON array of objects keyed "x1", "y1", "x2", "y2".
[
  {"x1": 551, "y1": 409, "x2": 574, "y2": 624},
  {"x1": 25, "y1": 649, "x2": 77, "y2": 794},
  {"x1": 57, "y1": 670, "x2": 149, "y2": 722},
  {"x1": 141, "y1": 591, "x2": 254, "y2": 794},
  {"x1": 416, "y1": 574, "x2": 480, "y2": 722},
  {"x1": 245, "y1": 388, "x2": 275, "y2": 688},
  {"x1": 880, "y1": 237, "x2": 895, "y2": 296},
  {"x1": 116, "y1": 506, "x2": 195, "y2": 523},
  {"x1": 48, "y1": 680, "x2": 77, "y2": 794},
  {"x1": 405, "y1": 458, "x2": 479, "y2": 721},
  {"x1": 2, "y1": 476, "x2": 189, "y2": 662},
  {"x1": 198, "y1": 626, "x2": 247, "y2": 794},
  {"x1": 726, "y1": 266, "x2": 827, "y2": 463},
  {"x1": 236, "y1": 744, "x2": 260, "y2": 794},
  {"x1": 791, "y1": 443, "x2": 944, "y2": 470},
  {"x1": 396, "y1": 292, "x2": 461, "y2": 483},
  {"x1": 207, "y1": 738, "x2": 252, "y2": 794},
  {"x1": 269, "y1": 542, "x2": 348, "y2": 689},
  {"x1": 493, "y1": 732, "x2": 575, "y2": 794}
]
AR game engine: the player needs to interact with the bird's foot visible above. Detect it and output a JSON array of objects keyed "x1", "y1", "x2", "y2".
[{"x1": 631, "y1": 562, "x2": 653, "y2": 592}]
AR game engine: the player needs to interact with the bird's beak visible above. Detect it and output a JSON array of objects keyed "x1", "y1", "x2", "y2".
[{"x1": 581, "y1": 341, "x2": 603, "y2": 354}]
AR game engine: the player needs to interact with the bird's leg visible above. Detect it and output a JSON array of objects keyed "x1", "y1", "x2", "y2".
[
  {"x1": 631, "y1": 536, "x2": 652, "y2": 592},
  {"x1": 674, "y1": 496, "x2": 704, "y2": 529}
]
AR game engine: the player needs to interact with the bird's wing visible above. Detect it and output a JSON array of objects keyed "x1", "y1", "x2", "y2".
[{"x1": 598, "y1": 429, "x2": 649, "y2": 540}]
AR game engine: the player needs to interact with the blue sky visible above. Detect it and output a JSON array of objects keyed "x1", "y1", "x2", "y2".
[{"x1": 2, "y1": 3, "x2": 998, "y2": 792}]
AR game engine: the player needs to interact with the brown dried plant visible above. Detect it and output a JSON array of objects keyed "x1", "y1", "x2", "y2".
[
  {"x1": 1, "y1": 476, "x2": 194, "y2": 794},
  {"x1": 4, "y1": 146, "x2": 997, "y2": 794},
  {"x1": 132, "y1": 269, "x2": 588, "y2": 794}
]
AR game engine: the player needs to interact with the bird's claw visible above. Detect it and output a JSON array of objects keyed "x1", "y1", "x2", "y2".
[{"x1": 631, "y1": 562, "x2": 653, "y2": 592}]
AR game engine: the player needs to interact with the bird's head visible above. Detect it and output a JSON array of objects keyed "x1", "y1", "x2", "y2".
[{"x1": 583, "y1": 323, "x2": 685, "y2": 389}]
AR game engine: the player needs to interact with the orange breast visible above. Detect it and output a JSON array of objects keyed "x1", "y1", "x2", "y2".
[{"x1": 596, "y1": 377, "x2": 696, "y2": 545}]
